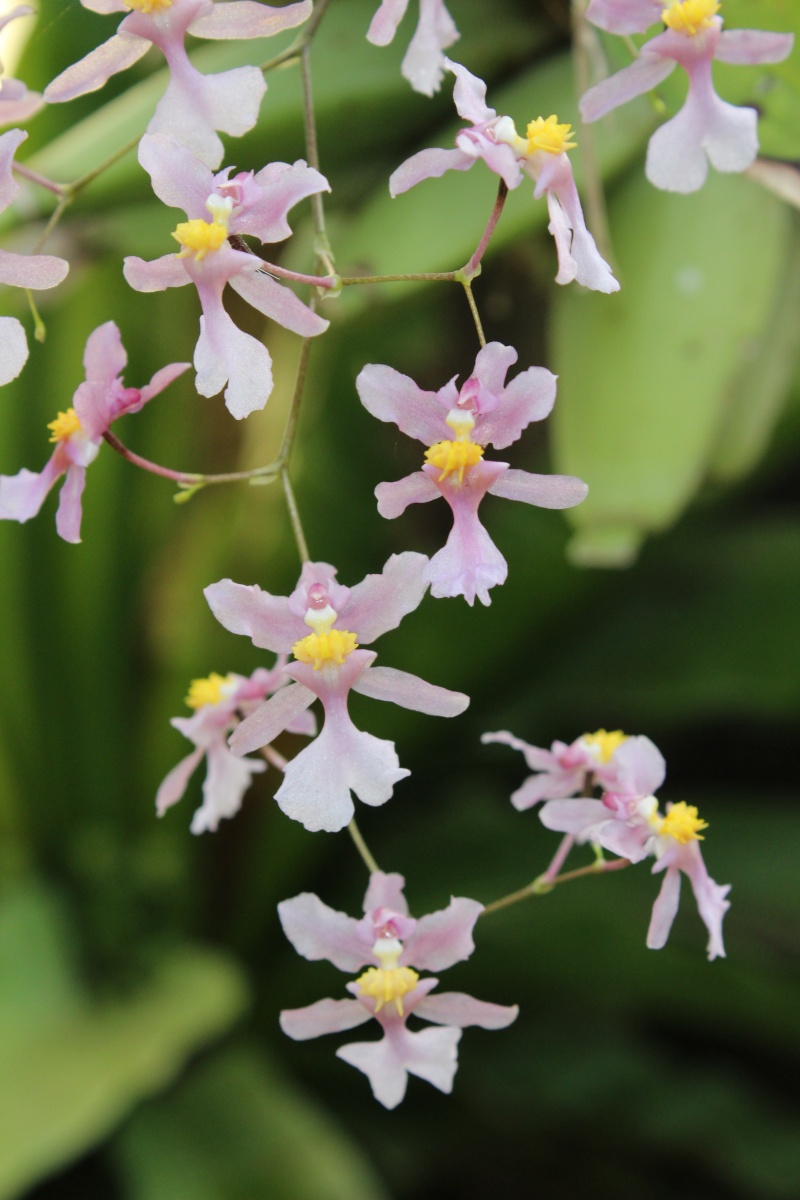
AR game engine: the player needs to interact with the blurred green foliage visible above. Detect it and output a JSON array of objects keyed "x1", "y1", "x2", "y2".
[{"x1": 1, "y1": 0, "x2": 799, "y2": 1197}]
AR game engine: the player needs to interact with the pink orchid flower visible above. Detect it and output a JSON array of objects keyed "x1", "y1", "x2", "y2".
[
  {"x1": 123, "y1": 133, "x2": 329, "y2": 419},
  {"x1": 1, "y1": 128, "x2": 69, "y2": 386},
  {"x1": 580, "y1": 0, "x2": 794, "y2": 193},
  {"x1": 356, "y1": 342, "x2": 588, "y2": 606},
  {"x1": 367, "y1": 0, "x2": 458, "y2": 96},
  {"x1": 390, "y1": 60, "x2": 619, "y2": 292},
  {"x1": 279, "y1": 871, "x2": 518, "y2": 1109},
  {"x1": 482, "y1": 728, "x2": 665, "y2": 810},
  {"x1": 0, "y1": 320, "x2": 188, "y2": 542},
  {"x1": 0, "y1": 7, "x2": 44, "y2": 127},
  {"x1": 44, "y1": 0, "x2": 311, "y2": 168},
  {"x1": 204, "y1": 554, "x2": 469, "y2": 832},
  {"x1": 156, "y1": 662, "x2": 316, "y2": 833}
]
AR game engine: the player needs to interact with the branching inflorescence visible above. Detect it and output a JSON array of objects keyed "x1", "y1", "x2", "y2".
[{"x1": 1, "y1": 0, "x2": 790, "y2": 1109}]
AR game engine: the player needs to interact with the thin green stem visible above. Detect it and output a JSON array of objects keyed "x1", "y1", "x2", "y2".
[
  {"x1": 281, "y1": 467, "x2": 310, "y2": 562},
  {"x1": 13, "y1": 162, "x2": 63, "y2": 196},
  {"x1": 102, "y1": 430, "x2": 283, "y2": 485},
  {"x1": 347, "y1": 818, "x2": 381, "y2": 874},
  {"x1": 339, "y1": 271, "x2": 457, "y2": 285},
  {"x1": 462, "y1": 180, "x2": 508, "y2": 278},
  {"x1": 24, "y1": 289, "x2": 46, "y2": 343},
  {"x1": 460, "y1": 279, "x2": 486, "y2": 347},
  {"x1": 260, "y1": 0, "x2": 331, "y2": 71},
  {"x1": 300, "y1": 37, "x2": 334, "y2": 274},
  {"x1": 69, "y1": 134, "x2": 141, "y2": 196},
  {"x1": 279, "y1": 323, "x2": 315, "y2": 463},
  {"x1": 480, "y1": 857, "x2": 631, "y2": 917}
]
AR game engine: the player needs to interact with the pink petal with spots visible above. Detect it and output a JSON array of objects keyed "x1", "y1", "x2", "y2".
[
  {"x1": 238, "y1": 158, "x2": 330, "y2": 243},
  {"x1": 389, "y1": 146, "x2": 473, "y2": 197},
  {"x1": 401, "y1": 0, "x2": 459, "y2": 97},
  {"x1": 375, "y1": 472, "x2": 440, "y2": 519},
  {"x1": 278, "y1": 892, "x2": 371, "y2": 972},
  {"x1": 138, "y1": 133, "x2": 214, "y2": 217},
  {"x1": 44, "y1": 33, "x2": 150, "y2": 103},
  {"x1": 352, "y1": 665, "x2": 468, "y2": 717},
  {"x1": 367, "y1": 0, "x2": 408, "y2": 46},
  {"x1": 204, "y1": 578, "x2": 305, "y2": 652},
  {"x1": 55, "y1": 463, "x2": 86, "y2": 544},
  {"x1": 281, "y1": 998, "x2": 373, "y2": 1040},
  {"x1": 488, "y1": 468, "x2": 588, "y2": 509},
  {"x1": 715, "y1": 29, "x2": 793, "y2": 66},
  {"x1": 194, "y1": 298, "x2": 274, "y2": 418},
  {"x1": 229, "y1": 681, "x2": 316, "y2": 756},
  {"x1": 339, "y1": 551, "x2": 429, "y2": 644},
  {"x1": 474, "y1": 364, "x2": 556, "y2": 447},
  {"x1": 585, "y1": 0, "x2": 662, "y2": 35},
  {"x1": 123, "y1": 254, "x2": 192, "y2": 292},
  {"x1": 188, "y1": 0, "x2": 311, "y2": 40},
  {"x1": 357, "y1": 363, "x2": 451, "y2": 444},
  {"x1": 146, "y1": 59, "x2": 266, "y2": 169},
  {"x1": 401, "y1": 897, "x2": 483, "y2": 970},
  {"x1": 229, "y1": 269, "x2": 329, "y2": 338},
  {"x1": 414, "y1": 991, "x2": 518, "y2": 1028},
  {"x1": 579, "y1": 53, "x2": 676, "y2": 123},
  {"x1": 0, "y1": 247, "x2": 68, "y2": 290}
]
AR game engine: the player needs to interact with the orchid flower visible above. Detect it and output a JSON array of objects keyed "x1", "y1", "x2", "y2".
[
  {"x1": 482, "y1": 728, "x2": 665, "y2": 810},
  {"x1": 0, "y1": 320, "x2": 188, "y2": 542},
  {"x1": 204, "y1": 554, "x2": 469, "y2": 832},
  {"x1": 0, "y1": 6, "x2": 44, "y2": 127},
  {"x1": 0, "y1": 128, "x2": 69, "y2": 386},
  {"x1": 44, "y1": 0, "x2": 311, "y2": 168},
  {"x1": 580, "y1": 0, "x2": 794, "y2": 193},
  {"x1": 367, "y1": 0, "x2": 458, "y2": 97},
  {"x1": 491, "y1": 726, "x2": 730, "y2": 959},
  {"x1": 123, "y1": 134, "x2": 329, "y2": 420},
  {"x1": 156, "y1": 663, "x2": 316, "y2": 833},
  {"x1": 390, "y1": 60, "x2": 619, "y2": 292},
  {"x1": 279, "y1": 871, "x2": 518, "y2": 1108},
  {"x1": 356, "y1": 342, "x2": 588, "y2": 606}
]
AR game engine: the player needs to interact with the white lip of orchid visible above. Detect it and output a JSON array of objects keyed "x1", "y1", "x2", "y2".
[
  {"x1": 445, "y1": 407, "x2": 475, "y2": 442},
  {"x1": 303, "y1": 602, "x2": 338, "y2": 637},
  {"x1": 205, "y1": 193, "x2": 234, "y2": 230}
]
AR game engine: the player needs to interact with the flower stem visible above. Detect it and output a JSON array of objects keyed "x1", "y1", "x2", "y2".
[
  {"x1": 259, "y1": 261, "x2": 339, "y2": 289},
  {"x1": 339, "y1": 271, "x2": 457, "y2": 285},
  {"x1": 570, "y1": 0, "x2": 615, "y2": 268},
  {"x1": 542, "y1": 833, "x2": 575, "y2": 883},
  {"x1": 347, "y1": 818, "x2": 381, "y2": 874},
  {"x1": 300, "y1": 35, "x2": 335, "y2": 275},
  {"x1": 462, "y1": 180, "x2": 508, "y2": 278},
  {"x1": 281, "y1": 467, "x2": 310, "y2": 563},
  {"x1": 12, "y1": 162, "x2": 63, "y2": 196},
  {"x1": 260, "y1": 0, "x2": 331, "y2": 72},
  {"x1": 480, "y1": 856, "x2": 631, "y2": 917},
  {"x1": 102, "y1": 430, "x2": 283, "y2": 485},
  {"x1": 459, "y1": 279, "x2": 486, "y2": 347}
]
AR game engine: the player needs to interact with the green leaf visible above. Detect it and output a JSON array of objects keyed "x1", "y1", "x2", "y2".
[
  {"x1": 550, "y1": 169, "x2": 791, "y2": 566},
  {"x1": 114, "y1": 1044, "x2": 391, "y2": 1200},
  {"x1": 0, "y1": 883, "x2": 248, "y2": 1199}
]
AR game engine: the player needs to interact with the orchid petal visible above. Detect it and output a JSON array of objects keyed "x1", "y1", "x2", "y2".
[
  {"x1": 277, "y1": 893, "x2": 370, "y2": 972},
  {"x1": 228, "y1": 682, "x2": 316, "y2": 756},
  {"x1": 488, "y1": 468, "x2": 588, "y2": 509},
  {"x1": 204, "y1": 578, "x2": 304, "y2": 653},
  {"x1": 352, "y1": 665, "x2": 468, "y2": 717},
  {"x1": 44, "y1": 33, "x2": 150, "y2": 103},
  {"x1": 281, "y1": 998, "x2": 372, "y2": 1041},
  {"x1": 188, "y1": 0, "x2": 311, "y2": 40},
  {"x1": 401, "y1": 897, "x2": 483, "y2": 970},
  {"x1": 414, "y1": 992, "x2": 518, "y2": 1028}
]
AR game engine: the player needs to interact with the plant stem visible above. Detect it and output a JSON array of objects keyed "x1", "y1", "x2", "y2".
[
  {"x1": 347, "y1": 818, "x2": 381, "y2": 874},
  {"x1": 12, "y1": 162, "x2": 63, "y2": 196},
  {"x1": 102, "y1": 430, "x2": 283, "y2": 485},
  {"x1": 260, "y1": 0, "x2": 331, "y2": 72},
  {"x1": 480, "y1": 857, "x2": 631, "y2": 917},
  {"x1": 281, "y1": 467, "x2": 310, "y2": 562},
  {"x1": 463, "y1": 180, "x2": 508, "y2": 278},
  {"x1": 300, "y1": 35, "x2": 334, "y2": 275},
  {"x1": 460, "y1": 279, "x2": 486, "y2": 347},
  {"x1": 339, "y1": 270, "x2": 457, "y2": 285}
]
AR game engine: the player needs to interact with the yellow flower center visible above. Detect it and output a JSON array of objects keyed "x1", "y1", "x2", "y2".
[
  {"x1": 424, "y1": 440, "x2": 484, "y2": 484},
  {"x1": 47, "y1": 408, "x2": 82, "y2": 443},
  {"x1": 127, "y1": 0, "x2": 173, "y2": 12},
  {"x1": 355, "y1": 965, "x2": 420, "y2": 1015},
  {"x1": 185, "y1": 672, "x2": 235, "y2": 709},
  {"x1": 292, "y1": 629, "x2": 359, "y2": 670},
  {"x1": 662, "y1": 0, "x2": 720, "y2": 35},
  {"x1": 659, "y1": 801, "x2": 708, "y2": 843},
  {"x1": 171, "y1": 219, "x2": 229, "y2": 262},
  {"x1": 525, "y1": 115, "x2": 577, "y2": 156},
  {"x1": 582, "y1": 729, "x2": 627, "y2": 764}
]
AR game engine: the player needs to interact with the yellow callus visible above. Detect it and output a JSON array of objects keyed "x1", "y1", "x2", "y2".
[
  {"x1": 292, "y1": 628, "x2": 358, "y2": 670},
  {"x1": 662, "y1": 0, "x2": 720, "y2": 36},
  {"x1": 127, "y1": 0, "x2": 173, "y2": 13},
  {"x1": 582, "y1": 728, "x2": 627, "y2": 764},
  {"x1": 355, "y1": 965, "x2": 420, "y2": 1015},
  {"x1": 172, "y1": 219, "x2": 229, "y2": 261},
  {"x1": 185, "y1": 672, "x2": 235, "y2": 709},
  {"x1": 659, "y1": 801, "x2": 708, "y2": 843},
  {"x1": 47, "y1": 408, "x2": 82, "y2": 443},
  {"x1": 425, "y1": 439, "x2": 484, "y2": 484},
  {"x1": 526, "y1": 115, "x2": 577, "y2": 156}
]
